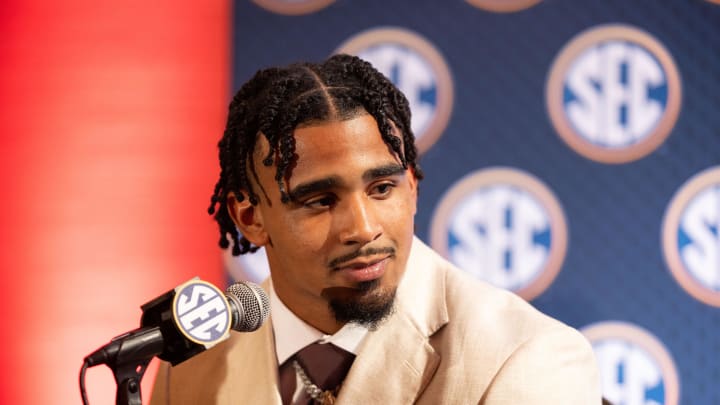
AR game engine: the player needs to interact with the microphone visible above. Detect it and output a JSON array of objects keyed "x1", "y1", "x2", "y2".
[{"x1": 84, "y1": 279, "x2": 270, "y2": 368}]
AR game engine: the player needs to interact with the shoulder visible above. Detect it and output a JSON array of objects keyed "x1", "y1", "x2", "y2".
[
  {"x1": 410, "y1": 237, "x2": 577, "y2": 343},
  {"x1": 479, "y1": 322, "x2": 601, "y2": 403},
  {"x1": 409, "y1": 238, "x2": 554, "y2": 333},
  {"x1": 408, "y1": 239, "x2": 601, "y2": 402},
  {"x1": 149, "y1": 321, "x2": 278, "y2": 405}
]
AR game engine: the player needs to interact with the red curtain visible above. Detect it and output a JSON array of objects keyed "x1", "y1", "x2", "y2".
[{"x1": 0, "y1": 1, "x2": 229, "y2": 403}]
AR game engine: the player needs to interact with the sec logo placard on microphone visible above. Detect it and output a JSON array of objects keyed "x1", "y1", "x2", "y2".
[
  {"x1": 430, "y1": 167, "x2": 567, "y2": 301},
  {"x1": 662, "y1": 166, "x2": 720, "y2": 307},
  {"x1": 546, "y1": 24, "x2": 682, "y2": 164},
  {"x1": 173, "y1": 279, "x2": 232, "y2": 346},
  {"x1": 336, "y1": 27, "x2": 454, "y2": 155},
  {"x1": 582, "y1": 321, "x2": 680, "y2": 405}
]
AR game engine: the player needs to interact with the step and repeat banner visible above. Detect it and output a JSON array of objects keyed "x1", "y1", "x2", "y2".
[{"x1": 227, "y1": 1, "x2": 720, "y2": 404}]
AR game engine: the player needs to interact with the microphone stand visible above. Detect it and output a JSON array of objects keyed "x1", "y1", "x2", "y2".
[
  {"x1": 105, "y1": 327, "x2": 165, "y2": 405},
  {"x1": 84, "y1": 279, "x2": 261, "y2": 405},
  {"x1": 95, "y1": 285, "x2": 203, "y2": 405}
]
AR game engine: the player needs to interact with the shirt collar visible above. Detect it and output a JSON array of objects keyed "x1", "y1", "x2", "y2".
[{"x1": 269, "y1": 281, "x2": 369, "y2": 365}]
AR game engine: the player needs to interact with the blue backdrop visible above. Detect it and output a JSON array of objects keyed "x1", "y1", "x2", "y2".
[{"x1": 229, "y1": 1, "x2": 720, "y2": 403}]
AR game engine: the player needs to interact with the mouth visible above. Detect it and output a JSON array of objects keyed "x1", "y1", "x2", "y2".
[{"x1": 334, "y1": 256, "x2": 391, "y2": 283}]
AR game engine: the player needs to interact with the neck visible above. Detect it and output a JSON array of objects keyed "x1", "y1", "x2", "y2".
[
  {"x1": 306, "y1": 315, "x2": 345, "y2": 335},
  {"x1": 274, "y1": 286, "x2": 345, "y2": 335},
  {"x1": 287, "y1": 297, "x2": 346, "y2": 334}
]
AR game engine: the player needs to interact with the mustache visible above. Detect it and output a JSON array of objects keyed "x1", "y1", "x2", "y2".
[{"x1": 328, "y1": 246, "x2": 396, "y2": 269}]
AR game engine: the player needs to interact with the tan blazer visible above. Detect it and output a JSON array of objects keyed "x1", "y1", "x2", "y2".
[{"x1": 150, "y1": 237, "x2": 601, "y2": 404}]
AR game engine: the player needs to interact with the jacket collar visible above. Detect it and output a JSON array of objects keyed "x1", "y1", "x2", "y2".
[
  {"x1": 220, "y1": 236, "x2": 447, "y2": 404},
  {"x1": 337, "y1": 236, "x2": 448, "y2": 403}
]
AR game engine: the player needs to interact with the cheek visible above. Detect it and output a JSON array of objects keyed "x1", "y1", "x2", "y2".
[
  {"x1": 391, "y1": 188, "x2": 418, "y2": 216},
  {"x1": 276, "y1": 213, "x2": 332, "y2": 252},
  {"x1": 374, "y1": 199, "x2": 415, "y2": 236}
]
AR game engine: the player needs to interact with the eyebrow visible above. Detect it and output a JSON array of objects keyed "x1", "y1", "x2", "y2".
[
  {"x1": 287, "y1": 163, "x2": 406, "y2": 202},
  {"x1": 288, "y1": 177, "x2": 340, "y2": 202},
  {"x1": 363, "y1": 163, "x2": 406, "y2": 182}
]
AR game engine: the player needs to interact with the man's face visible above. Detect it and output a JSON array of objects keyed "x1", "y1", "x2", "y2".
[{"x1": 231, "y1": 113, "x2": 418, "y2": 333}]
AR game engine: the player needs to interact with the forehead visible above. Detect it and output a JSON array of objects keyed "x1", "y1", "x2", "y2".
[{"x1": 254, "y1": 114, "x2": 402, "y2": 176}]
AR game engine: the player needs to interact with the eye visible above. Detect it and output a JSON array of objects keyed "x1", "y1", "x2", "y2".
[
  {"x1": 303, "y1": 195, "x2": 336, "y2": 209},
  {"x1": 371, "y1": 182, "x2": 395, "y2": 198}
]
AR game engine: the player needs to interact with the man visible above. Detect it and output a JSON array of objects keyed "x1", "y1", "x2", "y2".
[{"x1": 150, "y1": 54, "x2": 601, "y2": 404}]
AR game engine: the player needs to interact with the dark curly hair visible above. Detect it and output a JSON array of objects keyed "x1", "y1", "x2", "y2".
[{"x1": 208, "y1": 54, "x2": 424, "y2": 255}]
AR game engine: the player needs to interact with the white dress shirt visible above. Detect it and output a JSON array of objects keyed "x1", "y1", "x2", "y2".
[{"x1": 269, "y1": 281, "x2": 368, "y2": 402}]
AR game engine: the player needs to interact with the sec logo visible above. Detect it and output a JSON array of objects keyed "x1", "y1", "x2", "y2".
[
  {"x1": 465, "y1": 0, "x2": 541, "y2": 13},
  {"x1": 336, "y1": 27, "x2": 453, "y2": 155},
  {"x1": 224, "y1": 245, "x2": 271, "y2": 284},
  {"x1": 430, "y1": 167, "x2": 567, "y2": 300},
  {"x1": 662, "y1": 166, "x2": 720, "y2": 307},
  {"x1": 173, "y1": 280, "x2": 231, "y2": 345},
  {"x1": 252, "y1": 0, "x2": 334, "y2": 15},
  {"x1": 582, "y1": 321, "x2": 680, "y2": 405},
  {"x1": 546, "y1": 24, "x2": 682, "y2": 164}
]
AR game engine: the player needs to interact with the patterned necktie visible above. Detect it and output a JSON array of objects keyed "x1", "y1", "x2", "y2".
[{"x1": 279, "y1": 342, "x2": 355, "y2": 405}]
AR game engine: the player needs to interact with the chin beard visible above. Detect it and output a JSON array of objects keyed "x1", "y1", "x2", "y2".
[{"x1": 324, "y1": 279, "x2": 396, "y2": 330}]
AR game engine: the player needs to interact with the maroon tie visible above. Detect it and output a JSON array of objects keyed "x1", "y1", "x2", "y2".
[{"x1": 279, "y1": 342, "x2": 355, "y2": 405}]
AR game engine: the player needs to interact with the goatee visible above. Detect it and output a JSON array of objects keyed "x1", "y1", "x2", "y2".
[{"x1": 323, "y1": 279, "x2": 396, "y2": 330}]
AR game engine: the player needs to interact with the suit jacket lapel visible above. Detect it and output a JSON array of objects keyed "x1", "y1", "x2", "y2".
[
  {"x1": 337, "y1": 237, "x2": 448, "y2": 404},
  {"x1": 337, "y1": 311, "x2": 440, "y2": 404},
  {"x1": 194, "y1": 314, "x2": 282, "y2": 405},
  {"x1": 199, "y1": 277, "x2": 280, "y2": 404}
]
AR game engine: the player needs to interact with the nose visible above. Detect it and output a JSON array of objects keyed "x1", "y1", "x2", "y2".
[{"x1": 338, "y1": 194, "x2": 382, "y2": 245}]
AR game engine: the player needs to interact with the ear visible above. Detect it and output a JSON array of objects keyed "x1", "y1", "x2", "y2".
[
  {"x1": 227, "y1": 191, "x2": 269, "y2": 247},
  {"x1": 407, "y1": 168, "x2": 419, "y2": 214}
]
